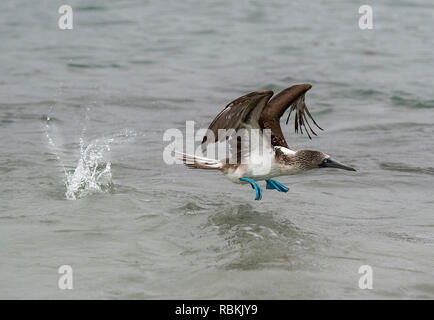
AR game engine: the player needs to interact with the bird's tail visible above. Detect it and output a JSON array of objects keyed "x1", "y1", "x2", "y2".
[{"x1": 175, "y1": 151, "x2": 223, "y2": 170}]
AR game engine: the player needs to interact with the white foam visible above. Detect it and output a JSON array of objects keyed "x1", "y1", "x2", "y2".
[{"x1": 64, "y1": 138, "x2": 113, "y2": 200}]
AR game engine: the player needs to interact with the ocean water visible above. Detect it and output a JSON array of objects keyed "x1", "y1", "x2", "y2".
[{"x1": 0, "y1": 0, "x2": 433, "y2": 299}]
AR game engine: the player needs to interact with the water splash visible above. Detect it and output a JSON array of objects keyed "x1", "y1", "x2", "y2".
[
  {"x1": 64, "y1": 138, "x2": 114, "y2": 200},
  {"x1": 44, "y1": 105, "x2": 136, "y2": 200}
]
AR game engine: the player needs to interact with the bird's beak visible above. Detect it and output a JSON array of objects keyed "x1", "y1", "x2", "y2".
[{"x1": 319, "y1": 158, "x2": 356, "y2": 171}]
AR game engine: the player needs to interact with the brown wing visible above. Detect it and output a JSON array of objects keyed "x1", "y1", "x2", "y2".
[
  {"x1": 201, "y1": 90, "x2": 274, "y2": 148},
  {"x1": 259, "y1": 84, "x2": 323, "y2": 148}
]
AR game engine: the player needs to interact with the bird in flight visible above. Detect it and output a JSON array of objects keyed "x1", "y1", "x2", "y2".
[{"x1": 178, "y1": 84, "x2": 356, "y2": 200}]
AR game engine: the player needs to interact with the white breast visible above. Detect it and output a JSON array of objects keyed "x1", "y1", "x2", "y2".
[{"x1": 224, "y1": 146, "x2": 300, "y2": 182}]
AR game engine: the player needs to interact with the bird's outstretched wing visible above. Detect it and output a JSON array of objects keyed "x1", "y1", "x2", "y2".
[
  {"x1": 259, "y1": 84, "x2": 323, "y2": 148},
  {"x1": 201, "y1": 90, "x2": 274, "y2": 147}
]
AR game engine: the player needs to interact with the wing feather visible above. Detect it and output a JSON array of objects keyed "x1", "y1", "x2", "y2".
[
  {"x1": 201, "y1": 90, "x2": 273, "y2": 147},
  {"x1": 260, "y1": 84, "x2": 322, "y2": 148}
]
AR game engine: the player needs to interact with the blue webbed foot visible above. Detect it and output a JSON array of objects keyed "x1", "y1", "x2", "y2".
[
  {"x1": 266, "y1": 179, "x2": 289, "y2": 192},
  {"x1": 239, "y1": 178, "x2": 262, "y2": 200}
]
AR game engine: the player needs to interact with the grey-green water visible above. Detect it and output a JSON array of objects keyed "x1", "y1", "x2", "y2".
[{"x1": 0, "y1": 0, "x2": 433, "y2": 299}]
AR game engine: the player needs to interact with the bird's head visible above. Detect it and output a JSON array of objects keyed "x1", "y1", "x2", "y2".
[{"x1": 295, "y1": 150, "x2": 356, "y2": 172}]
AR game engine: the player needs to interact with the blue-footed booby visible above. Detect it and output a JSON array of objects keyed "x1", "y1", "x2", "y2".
[{"x1": 178, "y1": 84, "x2": 356, "y2": 200}]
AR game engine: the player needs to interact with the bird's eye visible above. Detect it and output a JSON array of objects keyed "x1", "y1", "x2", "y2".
[{"x1": 320, "y1": 158, "x2": 330, "y2": 166}]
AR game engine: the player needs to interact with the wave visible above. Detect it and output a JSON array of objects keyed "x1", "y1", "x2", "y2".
[
  {"x1": 380, "y1": 162, "x2": 434, "y2": 175},
  {"x1": 391, "y1": 94, "x2": 434, "y2": 109}
]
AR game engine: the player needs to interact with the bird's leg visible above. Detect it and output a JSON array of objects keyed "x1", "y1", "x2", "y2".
[
  {"x1": 239, "y1": 178, "x2": 262, "y2": 200},
  {"x1": 266, "y1": 179, "x2": 289, "y2": 192}
]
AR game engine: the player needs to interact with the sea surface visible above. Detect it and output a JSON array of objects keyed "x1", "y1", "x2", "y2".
[{"x1": 0, "y1": 0, "x2": 433, "y2": 299}]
